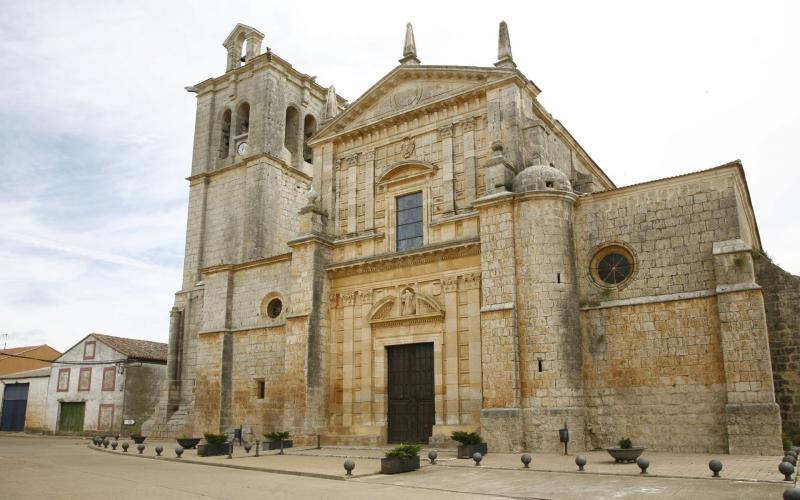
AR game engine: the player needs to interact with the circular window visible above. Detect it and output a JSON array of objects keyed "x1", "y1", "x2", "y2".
[
  {"x1": 266, "y1": 298, "x2": 283, "y2": 319},
  {"x1": 590, "y1": 245, "x2": 635, "y2": 288}
]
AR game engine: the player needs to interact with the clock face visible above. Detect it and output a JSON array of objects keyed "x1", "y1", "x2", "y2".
[{"x1": 237, "y1": 142, "x2": 248, "y2": 155}]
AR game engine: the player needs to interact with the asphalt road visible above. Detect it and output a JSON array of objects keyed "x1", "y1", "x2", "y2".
[{"x1": 0, "y1": 435, "x2": 789, "y2": 499}]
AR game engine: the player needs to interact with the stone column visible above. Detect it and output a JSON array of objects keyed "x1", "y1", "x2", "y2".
[
  {"x1": 341, "y1": 291, "x2": 355, "y2": 428},
  {"x1": 713, "y1": 239, "x2": 783, "y2": 455},
  {"x1": 439, "y1": 124, "x2": 455, "y2": 213}
]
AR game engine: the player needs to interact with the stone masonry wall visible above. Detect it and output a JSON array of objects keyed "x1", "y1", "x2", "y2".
[
  {"x1": 755, "y1": 254, "x2": 800, "y2": 446},
  {"x1": 581, "y1": 297, "x2": 729, "y2": 452}
]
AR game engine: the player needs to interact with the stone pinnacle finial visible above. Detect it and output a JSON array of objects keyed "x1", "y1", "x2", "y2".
[
  {"x1": 325, "y1": 85, "x2": 338, "y2": 120},
  {"x1": 495, "y1": 20, "x2": 516, "y2": 69},
  {"x1": 399, "y1": 22, "x2": 420, "y2": 65}
]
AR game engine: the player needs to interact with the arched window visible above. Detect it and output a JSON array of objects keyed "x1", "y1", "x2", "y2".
[
  {"x1": 220, "y1": 109, "x2": 231, "y2": 159},
  {"x1": 303, "y1": 114, "x2": 317, "y2": 163},
  {"x1": 284, "y1": 106, "x2": 300, "y2": 157},
  {"x1": 236, "y1": 102, "x2": 250, "y2": 136}
]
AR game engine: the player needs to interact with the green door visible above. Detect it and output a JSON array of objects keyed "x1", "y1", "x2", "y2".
[{"x1": 58, "y1": 402, "x2": 85, "y2": 434}]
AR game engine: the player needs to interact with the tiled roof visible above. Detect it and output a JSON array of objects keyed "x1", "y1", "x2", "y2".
[
  {"x1": 91, "y1": 334, "x2": 168, "y2": 363},
  {"x1": 0, "y1": 367, "x2": 51, "y2": 379},
  {"x1": 0, "y1": 345, "x2": 45, "y2": 360}
]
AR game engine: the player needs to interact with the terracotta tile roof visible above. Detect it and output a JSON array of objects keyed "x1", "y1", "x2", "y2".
[
  {"x1": 0, "y1": 345, "x2": 46, "y2": 360},
  {"x1": 91, "y1": 334, "x2": 168, "y2": 363},
  {"x1": 0, "y1": 367, "x2": 52, "y2": 379}
]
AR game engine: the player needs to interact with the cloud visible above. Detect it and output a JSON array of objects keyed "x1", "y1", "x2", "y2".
[{"x1": 0, "y1": 0, "x2": 798, "y2": 353}]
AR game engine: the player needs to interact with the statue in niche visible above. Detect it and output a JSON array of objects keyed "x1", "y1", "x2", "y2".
[{"x1": 401, "y1": 288, "x2": 416, "y2": 316}]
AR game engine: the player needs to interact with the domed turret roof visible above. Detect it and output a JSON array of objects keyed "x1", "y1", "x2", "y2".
[{"x1": 512, "y1": 164, "x2": 572, "y2": 193}]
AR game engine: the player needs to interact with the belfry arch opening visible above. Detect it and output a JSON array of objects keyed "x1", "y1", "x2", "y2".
[
  {"x1": 303, "y1": 114, "x2": 316, "y2": 163},
  {"x1": 284, "y1": 106, "x2": 300, "y2": 158},
  {"x1": 235, "y1": 102, "x2": 250, "y2": 137},
  {"x1": 220, "y1": 109, "x2": 231, "y2": 158}
]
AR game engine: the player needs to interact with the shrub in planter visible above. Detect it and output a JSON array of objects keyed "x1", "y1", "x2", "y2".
[
  {"x1": 452, "y1": 431, "x2": 487, "y2": 459},
  {"x1": 130, "y1": 435, "x2": 147, "y2": 444},
  {"x1": 197, "y1": 433, "x2": 230, "y2": 457},
  {"x1": 176, "y1": 437, "x2": 201, "y2": 449},
  {"x1": 606, "y1": 437, "x2": 646, "y2": 463},
  {"x1": 264, "y1": 431, "x2": 293, "y2": 450},
  {"x1": 381, "y1": 444, "x2": 423, "y2": 474}
]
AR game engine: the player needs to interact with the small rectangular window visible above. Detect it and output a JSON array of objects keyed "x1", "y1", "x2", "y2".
[
  {"x1": 83, "y1": 341, "x2": 96, "y2": 360},
  {"x1": 396, "y1": 192, "x2": 423, "y2": 251},
  {"x1": 257, "y1": 379, "x2": 265, "y2": 399}
]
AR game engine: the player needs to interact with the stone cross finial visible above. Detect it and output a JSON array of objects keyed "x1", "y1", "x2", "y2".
[
  {"x1": 325, "y1": 86, "x2": 338, "y2": 120},
  {"x1": 495, "y1": 21, "x2": 516, "y2": 69},
  {"x1": 399, "y1": 23, "x2": 420, "y2": 65}
]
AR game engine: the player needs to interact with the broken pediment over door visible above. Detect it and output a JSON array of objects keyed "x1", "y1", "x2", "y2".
[{"x1": 367, "y1": 288, "x2": 444, "y2": 326}]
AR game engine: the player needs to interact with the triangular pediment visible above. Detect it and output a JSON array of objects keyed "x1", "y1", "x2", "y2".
[{"x1": 310, "y1": 65, "x2": 523, "y2": 144}]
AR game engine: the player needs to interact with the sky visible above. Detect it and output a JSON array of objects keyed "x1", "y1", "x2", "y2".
[{"x1": 1, "y1": 0, "x2": 798, "y2": 352}]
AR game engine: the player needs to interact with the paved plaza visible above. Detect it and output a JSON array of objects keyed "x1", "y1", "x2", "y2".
[{"x1": 0, "y1": 435, "x2": 795, "y2": 499}]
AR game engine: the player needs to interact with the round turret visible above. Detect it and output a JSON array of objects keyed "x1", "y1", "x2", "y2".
[{"x1": 512, "y1": 164, "x2": 572, "y2": 193}]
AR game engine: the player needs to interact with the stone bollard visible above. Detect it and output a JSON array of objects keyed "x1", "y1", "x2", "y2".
[
  {"x1": 121, "y1": 442, "x2": 129, "y2": 453},
  {"x1": 175, "y1": 446, "x2": 184, "y2": 458},
  {"x1": 575, "y1": 455, "x2": 587, "y2": 472},
  {"x1": 784, "y1": 486, "x2": 800, "y2": 500},
  {"x1": 472, "y1": 452, "x2": 483, "y2": 466},
  {"x1": 244, "y1": 442, "x2": 252, "y2": 454},
  {"x1": 784, "y1": 455, "x2": 798, "y2": 467},
  {"x1": 708, "y1": 459, "x2": 722, "y2": 478},
  {"x1": 428, "y1": 449, "x2": 438, "y2": 465},
  {"x1": 155, "y1": 445, "x2": 163, "y2": 457},
  {"x1": 637, "y1": 457, "x2": 650, "y2": 474},
  {"x1": 111, "y1": 440, "x2": 118, "y2": 451},
  {"x1": 137, "y1": 444, "x2": 145, "y2": 454},
  {"x1": 779, "y1": 461, "x2": 795, "y2": 481},
  {"x1": 255, "y1": 440, "x2": 260, "y2": 457},
  {"x1": 102, "y1": 438, "x2": 109, "y2": 449},
  {"x1": 344, "y1": 459, "x2": 355, "y2": 476},
  {"x1": 521, "y1": 454, "x2": 532, "y2": 469}
]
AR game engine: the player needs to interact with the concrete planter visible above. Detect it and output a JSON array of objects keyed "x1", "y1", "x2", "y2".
[
  {"x1": 267, "y1": 439, "x2": 293, "y2": 450},
  {"x1": 606, "y1": 447, "x2": 646, "y2": 463},
  {"x1": 130, "y1": 435, "x2": 146, "y2": 444},
  {"x1": 380, "y1": 455, "x2": 420, "y2": 474},
  {"x1": 457, "y1": 443, "x2": 488, "y2": 459},
  {"x1": 197, "y1": 442, "x2": 231, "y2": 457}
]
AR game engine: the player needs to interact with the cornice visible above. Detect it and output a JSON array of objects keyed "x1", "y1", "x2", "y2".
[
  {"x1": 188, "y1": 152, "x2": 312, "y2": 184},
  {"x1": 200, "y1": 253, "x2": 292, "y2": 275},
  {"x1": 327, "y1": 237, "x2": 480, "y2": 277}
]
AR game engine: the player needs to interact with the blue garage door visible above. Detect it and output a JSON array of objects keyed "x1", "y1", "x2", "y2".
[{"x1": 1, "y1": 383, "x2": 29, "y2": 432}]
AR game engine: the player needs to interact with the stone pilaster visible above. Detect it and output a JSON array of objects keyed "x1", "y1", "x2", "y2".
[
  {"x1": 462, "y1": 118, "x2": 477, "y2": 204},
  {"x1": 443, "y1": 276, "x2": 460, "y2": 424},
  {"x1": 364, "y1": 151, "x2": 376, "y2": 230},
  {"x1": 439, "y1": 124, "x2": 455, "y2": 213},
  {"x1": 346, "y1": 154, "x2": 359, "y2": 234},
  {"x1": 713, "y1": 239, "x2": 783, "y2": 455}
]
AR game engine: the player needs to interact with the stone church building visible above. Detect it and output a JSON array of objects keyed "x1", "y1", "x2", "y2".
[{"x1": 146, "y1": 22, "x2": 800, "y2": 455}]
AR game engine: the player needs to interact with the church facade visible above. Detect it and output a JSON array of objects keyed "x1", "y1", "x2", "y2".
[{"x1": 146, "y1": 22, "x2": 799, "y2": 454}]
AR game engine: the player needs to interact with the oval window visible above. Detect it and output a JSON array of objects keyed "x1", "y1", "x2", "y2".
[{"x1": 266, "y1": 298, "x2": 283, "y2": 319}]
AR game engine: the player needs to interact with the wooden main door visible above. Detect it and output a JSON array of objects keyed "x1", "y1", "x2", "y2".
[
  {"x1": 387, "y1": 343, "x2": 435, "y2": 443},
  {"x1": 0, "y1": 383, "x2": 29, "y2": 432},
  {"x1": 58, "y1": 402, "x2": 85, "y2": 434}
]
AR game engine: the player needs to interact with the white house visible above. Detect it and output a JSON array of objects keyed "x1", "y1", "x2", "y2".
[{"x1": 44, "y1": 334, "x2": 167, "y2": 436}]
